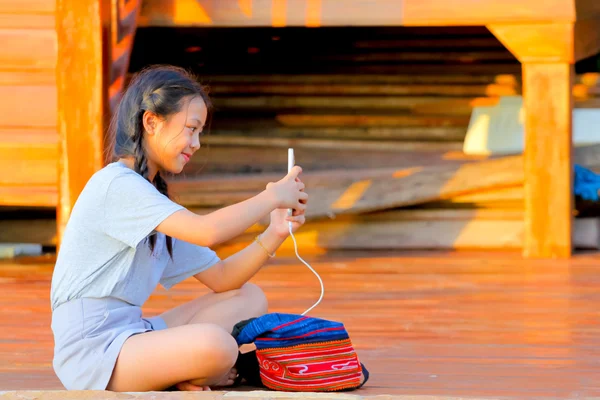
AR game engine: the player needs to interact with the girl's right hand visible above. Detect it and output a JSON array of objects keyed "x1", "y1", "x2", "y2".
[{"x1": 266, "y1": 166, "x2": 308, "y2": 210}]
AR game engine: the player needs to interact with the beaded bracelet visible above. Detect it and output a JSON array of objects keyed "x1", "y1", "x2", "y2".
[{"x1": 255, "y1": 234, "x2": 276, "y2": 258}]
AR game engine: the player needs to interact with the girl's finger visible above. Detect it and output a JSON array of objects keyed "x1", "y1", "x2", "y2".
[
  {"x1": 292, "y1": 208, "x2": 306, "y2": 217},
  {"x1": 286, "y1": 215, "x2": 306, "y2": 223}
]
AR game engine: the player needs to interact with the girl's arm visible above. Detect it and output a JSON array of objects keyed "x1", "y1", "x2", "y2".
[
  {"x1": 193, "y1": 225, "x2": 284, "y2": 292},
  {"x1": 156, "y1": 166, "x2": 306, "y2": 247},
  {"x1": 194, "y1": 198, "x2": 307, "y2": 293}
]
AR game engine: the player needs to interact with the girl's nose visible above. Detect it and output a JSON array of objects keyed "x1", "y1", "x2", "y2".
[{"x1": 190, "y1": 135, "x2": 201, "y2": 151}]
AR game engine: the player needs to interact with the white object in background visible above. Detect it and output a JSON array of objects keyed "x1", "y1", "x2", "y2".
[
  {"x1": 463, "y1": 95, "x2": 600, "y2": 156},
  {"x1": 0, "y1": 243, "x2": 42, "y2": 259}
]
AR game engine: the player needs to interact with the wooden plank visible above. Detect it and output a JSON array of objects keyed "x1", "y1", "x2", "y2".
[
  {"x1": 403, "y1": 0, "x2": 575, "y2": 26},
  {"x1": 0, "y1": 0, "x2": 55, "y2": 14},
  {"x1": 0, "y1": 128, "x2": 58, "y2": 187},
  {"x1": 138, "y1": 0, "x2": 580, "y2": 27},
  {"x1": 0, "y1": 13, "x2": 54, "y2": 29},
  {"x1": 313, "y1": 215, "x2": 600, "y2": 251},
  {"x1": 204, "y1": 135, "x2": 463, "y2": 152},
  {"x1": 352, "y1": 37, "x2": 505, "y2": 49},
  {"x1": 0, "y1": 70, "x2": 56, "y2": 86},
  {"x1": 318, "y1": 51, "x2": 516, "y2": 63},
  {"x1": 0, "y1": 158, "x2": 57, "y2": 187},
  {"x1": 213, "y1": 96, "x2": 494, "y2": 111},
  {"x1": 56, "y1": 0, "x2": 106, "y2": 244},
  {"x1": 215, "y1": 209, "x2": 600, "y2": 251},
  {"x1": 171, "y1": 167, "x2": 406, "y2": 196},
  {"x1": 276, "y1": 115, "x2": 471, "y2": 128},
  {"x1": 306, "y1": 156, "x2": 525, "y2": 219},
  {"x1": 210, "y1": 83, "x2": 518, "y2": 97},
  {"x1": 304, "y1": 144, "x2": 600, "y2": 221},
  {"x1": 139, "y1": 0, "x2": 404, "y2": 27},
  {"x1": 211, "y1": 126, "x2": 468, "y2": 141},
  {"x1": 0, "y1": 127, "x2": 57, "y2": 145},
  {"x1": 290, "y1": 64, "x2": 523, "y2": 75},
  {"x1": 0, "y1": 186, "x2": 57, "y2": 207},
  {"x1": 0, "y1": 86, "x2": 56, "y2": 127},
  {"x1": 434, "y1": 186, "x2": 524, "y2": 204},
  {"x1": 0, "y1": 29, "x2": 56, "y2": 69},
  {"x1": 522, "y1": 63, "x2": 574, "y2": 258},
  {"x1": 203, "y1": 74, "x2": 520, "y2": 86},
  {"x1": 182, "y1": 145, "x2": 458, "y2": 175}
]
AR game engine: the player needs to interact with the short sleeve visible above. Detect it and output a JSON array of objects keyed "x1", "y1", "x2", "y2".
[
  {"x1": 103, "y1": 171, "x2": 184, "y2": 248},
  {"x1": 160, "y1": 239, "x2": 221, "y2": 290}
]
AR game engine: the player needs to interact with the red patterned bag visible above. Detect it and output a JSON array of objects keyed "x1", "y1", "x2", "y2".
[{"x1": 232, "y1": 313, "x2": 369, "y2": 392}]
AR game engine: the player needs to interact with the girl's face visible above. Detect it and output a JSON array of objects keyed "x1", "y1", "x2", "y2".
[{"x1": 143, "y1": 95, "x2": 208, "y2": 176}]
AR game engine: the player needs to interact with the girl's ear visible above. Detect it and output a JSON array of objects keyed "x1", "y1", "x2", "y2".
[{"x1": 142, "y1": 110, "x2": 160, "y2": 136}]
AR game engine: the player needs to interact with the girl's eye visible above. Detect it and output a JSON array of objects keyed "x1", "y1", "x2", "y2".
[{"x1": 187, "y1": 126, "x2": 199, "y2": 133}]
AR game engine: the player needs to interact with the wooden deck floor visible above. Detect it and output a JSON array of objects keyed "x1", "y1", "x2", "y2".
[{"x1": 1, "y1": 250, "x2": 600, "y2": 398}]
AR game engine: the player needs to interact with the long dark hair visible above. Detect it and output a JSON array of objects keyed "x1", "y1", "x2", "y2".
[{"x1": 108, "y1": 65, "x2": 212, "y2": 256}]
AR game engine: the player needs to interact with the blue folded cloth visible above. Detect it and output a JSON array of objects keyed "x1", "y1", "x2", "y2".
[{"x1": 574, "y1": 164, "x2": 600, "y2": 201}]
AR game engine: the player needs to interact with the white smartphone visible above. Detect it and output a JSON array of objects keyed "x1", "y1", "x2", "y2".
[{"x1": 288, "y1": 148, "x2": 294, "y2": 218}]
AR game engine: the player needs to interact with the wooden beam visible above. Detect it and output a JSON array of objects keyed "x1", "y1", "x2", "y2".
[
  {"x1": 403, "y1": 0, "x2": 575, "y2": 26},
  {"x1": 56, "y1": 0, "x2": 106, "y2": 244},
  {"x1": 138, "y1": 0, "x2": 404, "y2": 27},
  {"x1": 138, "y1": 0, "x2": 580, "y2": 28},
  {"x1": 489, "y1": 20, "x2": 600, "y2": 64},
  {"x1": 487, "y1": 23, "x2": 575, "y2": 63}
]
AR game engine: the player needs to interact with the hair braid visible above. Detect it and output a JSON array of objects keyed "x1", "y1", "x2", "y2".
[
  {"x1": 153, "y1": 172, "x2": 173, "y2": 257},
  {"x1": 133, "y1": 114, "x2": 149, "y2": 180}
]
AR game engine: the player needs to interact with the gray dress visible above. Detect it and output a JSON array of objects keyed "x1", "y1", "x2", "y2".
[{"x1": 50, "y1": 163, "x2": 220, "y2": 390}]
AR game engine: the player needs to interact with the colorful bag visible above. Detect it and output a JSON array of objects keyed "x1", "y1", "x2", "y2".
[{"x1": 232, "y1": 313, "x2": 369, "y2": 392}]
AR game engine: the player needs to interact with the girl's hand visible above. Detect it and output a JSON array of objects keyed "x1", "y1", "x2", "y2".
[
  {"x1": 266, "y1": 166, "x2": 308, "y2": 210},
  {"x1": 268, "y1": 177, "x2": 308, "y2": 238}
]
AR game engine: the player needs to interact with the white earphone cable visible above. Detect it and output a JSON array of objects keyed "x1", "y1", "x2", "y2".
[{"x1": 289, "y1": 222, "x2": 324, "y2": 316}]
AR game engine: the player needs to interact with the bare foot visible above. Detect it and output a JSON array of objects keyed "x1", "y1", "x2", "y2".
[
  {"x1": 174, "y1": 381, "x2": 211, "y2": 391},
  {"x1": 211, "y1": 367, "x2": 239, "y2": 388}
]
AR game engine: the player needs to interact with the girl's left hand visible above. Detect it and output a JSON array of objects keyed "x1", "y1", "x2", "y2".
[{"x1": 269, "y1": 177, "x2": 307, "y2": 238}]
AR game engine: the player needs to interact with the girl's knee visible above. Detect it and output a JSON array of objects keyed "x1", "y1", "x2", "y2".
[
  {"x1": 237, "y1": 283, "x2": 268, "y2": 317},
  {"x1": 188, "y1": 324, "x2": 238, "y2": 371}
]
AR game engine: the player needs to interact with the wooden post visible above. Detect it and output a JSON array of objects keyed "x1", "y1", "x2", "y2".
[
  {"x1": 522, "y1": 63, "x2": 574, "y2": 258},
  {"x1": 488, "y1": 23, "x2": 575, "y2": 258},
  {"x1": 56, "y1": 0, "x2": 106, "y2": 243}
]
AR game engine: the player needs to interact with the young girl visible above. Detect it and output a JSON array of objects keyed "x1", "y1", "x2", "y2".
[{"x1": 50, "y1": 65, "x2": 308, "y2": 392}]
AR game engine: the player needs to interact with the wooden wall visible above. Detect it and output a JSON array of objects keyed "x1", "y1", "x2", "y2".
[{"x1": 0, "y1": 0, "x2": 58, "y2": 207}]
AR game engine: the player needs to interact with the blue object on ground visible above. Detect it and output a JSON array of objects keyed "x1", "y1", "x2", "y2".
[{"x1": 574, "y1": 164, "x2": 600, "y2": 201}]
